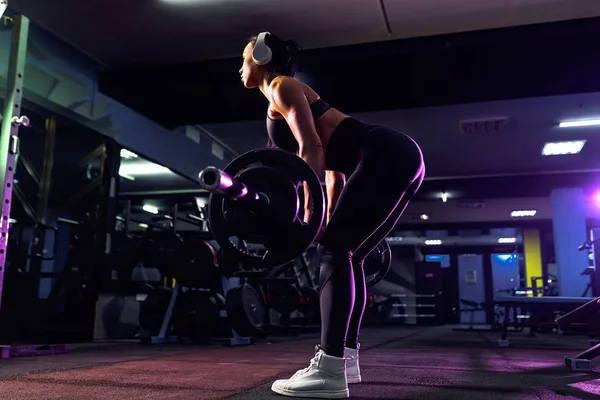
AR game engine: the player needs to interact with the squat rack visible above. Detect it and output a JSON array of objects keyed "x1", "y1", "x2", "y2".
[{"x1": 0, "y1": 14, "x2": 29, "y2": 311}]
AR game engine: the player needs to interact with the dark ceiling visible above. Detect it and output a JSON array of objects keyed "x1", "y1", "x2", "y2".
[
  {"x1": 11, "y1": 0, "x2": 599, "y2": 66},
  {"x1": 96, "y1": 17, "x2": 600, "y2": 127}
]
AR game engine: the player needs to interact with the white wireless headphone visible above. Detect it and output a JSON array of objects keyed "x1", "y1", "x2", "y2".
[
  {"x1": 252, "y1": 32, "x2": 272, "y2": 65},
  {"x1": 0, "y1": 0, "x2": 7, "y2": 20}
]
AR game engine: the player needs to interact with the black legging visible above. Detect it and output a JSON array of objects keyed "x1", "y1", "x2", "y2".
[{"x1": 317, "y1": 120, "x2": 425, "y2": 357}]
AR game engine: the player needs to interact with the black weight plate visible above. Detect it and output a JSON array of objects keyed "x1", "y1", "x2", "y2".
[
  {"x1": 364, "y1": 239, "x2": 392, "y2": 288},
  {"x1": 208, "y1": 149, "x2": 325, "y2": 269},
  {"x1": 224, "y1": 283, "x2": 265, "y2": 337},
  {"x1": 138, "y1": 287, "x2": 173, "y2": 335},
  {"x1": 270, "y1": 283, "x2": 302, "y2": 314},
  {"x1": 173, "y1": 290, "x2": 220, "y2": 339},
  {"x1": 171, "y1": 239, "x2": 218, "y2": 288}
]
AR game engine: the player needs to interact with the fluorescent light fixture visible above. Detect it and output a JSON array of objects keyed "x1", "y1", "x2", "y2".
[
  {"x1": 142, "y1": 205, "x2": 159, "y2": 215},
  {"x1": 386, "y1": 237, "x2": 404, "y2": 242},
  {"x1": 542, "y1": 140, "x2": 586, "y2": 156},
  {"x1": 510, "y1": 210, "x2": 536, "y2": 217},
  {"x1": 160, "y1": 0, "x2": 212, "y2": 3},
  {"x1": 515, "y1": 290, "x2": 533, "y2": 296},
  {"x1": 424, "y1": 239, "x2": 442, "y2": 246},
  {"x1": 559, "y1": 119, "x2": 600, "y2": 128},
  {"x1": 498, "y1": 237, "x2": 516, "y2": 244},
  {"x1": 120, "y1": 149, "x2": 138, "y2": 159},
  {"x1": 119, "y1": 163, "x2": 172, "y2": 176}
]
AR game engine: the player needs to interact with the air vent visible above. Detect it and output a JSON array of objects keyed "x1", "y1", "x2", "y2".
[{"x1": 459, "y1": 117, "x2": 509, "y2": 135}]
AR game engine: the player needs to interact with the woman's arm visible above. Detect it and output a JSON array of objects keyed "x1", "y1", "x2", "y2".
[
  {"x1": 269, "y1": 78, "x2": 325, "y2": 220},
  {"x1": 325, "y1": 170, "x2": 345, "y2": 224},
  {"x1": 269, "y1": 78, "x2": 324, "y2": 175}
]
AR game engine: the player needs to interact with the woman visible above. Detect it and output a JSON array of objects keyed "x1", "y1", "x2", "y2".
[{"x1": 239, "y1": 32, "x2": 425, "y2": 399}]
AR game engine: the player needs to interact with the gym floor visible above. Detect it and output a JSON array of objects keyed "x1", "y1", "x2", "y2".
[{"x1": 0, "y1": 326, "x2": 598, "y2": 399}]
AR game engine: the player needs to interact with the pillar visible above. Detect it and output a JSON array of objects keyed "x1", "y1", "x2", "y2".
[
  {"x1": 523, "y1": 229, "x2": 542, "y2": 296},
  {"x1": 550, "y1": 188, "x2": 589, "y2": 297}
]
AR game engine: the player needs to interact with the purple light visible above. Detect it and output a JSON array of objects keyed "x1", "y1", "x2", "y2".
[{"x1": 220, "y1": 174, "x2": 233, "y2": 190}]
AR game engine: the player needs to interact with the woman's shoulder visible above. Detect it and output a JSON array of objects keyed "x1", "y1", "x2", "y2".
[{"x1": 268, "y1": 76, "x2": 319, "y2": 104}]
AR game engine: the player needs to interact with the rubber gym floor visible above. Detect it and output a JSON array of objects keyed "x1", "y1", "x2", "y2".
[{"x1": 0, "y1": 326, "x2": 598, "y2": 400}]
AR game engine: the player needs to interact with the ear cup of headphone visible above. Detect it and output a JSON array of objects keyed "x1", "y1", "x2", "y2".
[{"x1": 253, "y1": 32, "x2": 272, "y2": 65}]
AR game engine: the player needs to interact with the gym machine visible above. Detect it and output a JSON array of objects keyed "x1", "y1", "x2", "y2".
[
  {"x1": 492, "y1": 296, "x2": 589, "y2": 347},
  {"x1": 552, "y1": 229, "x2": 600, "y2": 371},
  {"x1": 115, "y1": 198, "x2": 257, "y2": 346},
  {"x1": 0, "y1": 14, "x2": 69, "y2": 359},
  {"x1": 555, "y1": 296, "x2": 600, "y2": 372},
  {"x1": 577, "y1": 228, "x2": 600, "y2": 298}
]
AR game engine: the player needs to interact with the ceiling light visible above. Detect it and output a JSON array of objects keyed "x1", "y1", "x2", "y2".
[
  {"x1": 559, "y1": 119, "x2": 600, "y2": 128},
  {"x1": 160, "y1": 0, "x2": 209, "y2": 3},
  {"x1": 510, "y1": 210, "x2": 536, "y2": 217},
  {"x1": 420, "y1": 214, "x2": 429, "y2": 220},
  {"x1": 142, "y1": 205, "x2": 159, "y2": 215},
  {"x1": 441, "y1": 192, "x2": 448, "y2": 203},
  {"x1": 386, "y1": 237, "x2": 403, "y2": 242},
  {"x1": 424, "y1": 239, "x2": 442, "y2": 246},
  {"x1": 542, "y1": 140, "x2": 586, "y2": 156},
  {"x1": 119, "y1": 163, "x2": 172, "y2": 176},
  {"x1": 498, "y1": 237, "x2": 516, "y2": 244},
  {"x1": 138, "y1": 223, "x2": 149, "y2": 229}
]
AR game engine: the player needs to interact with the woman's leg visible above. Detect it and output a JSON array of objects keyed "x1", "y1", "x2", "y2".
[
  {"x1": 271, "y1": 126, "x2": 424, "y2": 399},
  {"x1": 345, "y1": 174, "x2": 423, "y2": 350},
  {"x1": 317, "y1": 149, "x2": 424, "y2": 358}
]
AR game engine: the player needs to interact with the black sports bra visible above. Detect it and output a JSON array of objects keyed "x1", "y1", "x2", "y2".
[{"x1": 266, "y1": 98, "x2": 332, "y2": 153}]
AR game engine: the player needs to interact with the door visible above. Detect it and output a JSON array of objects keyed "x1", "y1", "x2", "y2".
[{"x1": 457, "y1": 254, "x2": 486, "y2": 324}]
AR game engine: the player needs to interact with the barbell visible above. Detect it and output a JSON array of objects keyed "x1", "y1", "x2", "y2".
[
  {"x1": 198, "y1": 148, "x2": 325, "y2": 269},
  {"x1": 197, "y1": 148, "x2": 391, "y2": 287}
]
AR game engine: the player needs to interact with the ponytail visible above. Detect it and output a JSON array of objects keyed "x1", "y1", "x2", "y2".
[{"x1": 283, "y1": 40, "x2": 301, "y2": 76}]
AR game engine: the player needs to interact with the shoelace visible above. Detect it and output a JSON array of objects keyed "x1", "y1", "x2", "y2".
[{"x1": 290, "y1": 354, "x2": 320, "y2": 378}]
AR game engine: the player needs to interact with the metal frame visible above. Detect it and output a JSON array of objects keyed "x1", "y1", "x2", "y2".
[
  {"x1": 0, "y1": 14, "x2": 29, "y2": 311},
  {"x1": 589, "y1": 228, "x2": 600, "y2": 298},
  {"x1": 26, "y1": 116, "x2": 57, "y2": 303},
  {"x1": 94, "y1": 140, "x2": 121, "y2": 291}
]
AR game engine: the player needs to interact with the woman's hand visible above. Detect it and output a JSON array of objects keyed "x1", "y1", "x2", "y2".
[
  {"x1": 302, "y1": 208, "x2": 325, "y2": 242},
  {"x1": 303, "y1": 207, "x2": 313, "y2": 225}
]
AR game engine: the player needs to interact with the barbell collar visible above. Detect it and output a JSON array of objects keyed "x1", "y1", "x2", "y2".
[{"x1": 198, "y1": 166, "x2": 268, "y2": 208}]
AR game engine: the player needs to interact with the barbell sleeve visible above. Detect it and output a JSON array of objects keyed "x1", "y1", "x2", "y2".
[{"x1": 198, "y1": 166, "x2": 268, "y2": 207}]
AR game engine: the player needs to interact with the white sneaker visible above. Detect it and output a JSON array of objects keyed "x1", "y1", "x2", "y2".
[
  {"x1": 271, "y1": 348, "x2": 349, "y2": 398},
  {"x1": 344, "y1": 345, "x2": 362, "y2": 384}
]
